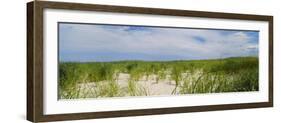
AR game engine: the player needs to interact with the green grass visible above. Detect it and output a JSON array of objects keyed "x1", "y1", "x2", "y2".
[{"x1": 58, "y1": 57, "x2": 259, "y2": 99}]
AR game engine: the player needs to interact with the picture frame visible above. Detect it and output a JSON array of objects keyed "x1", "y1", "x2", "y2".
[{"x1": 27, "y1": 1, "x2": 273, "y2": 122}]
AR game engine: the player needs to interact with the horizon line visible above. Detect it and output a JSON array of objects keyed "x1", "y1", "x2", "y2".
[{"x1": 59, "y1": 56, "x2": 258, "y2": 63}]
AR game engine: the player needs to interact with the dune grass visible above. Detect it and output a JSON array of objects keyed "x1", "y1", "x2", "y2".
[{"x1": 58, "y1": 57, "x2": 259, "y2": 99}]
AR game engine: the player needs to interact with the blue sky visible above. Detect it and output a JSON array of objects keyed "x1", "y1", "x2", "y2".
[{"x1": 59, "y1": 23, "x2": 259, "y2": 62}]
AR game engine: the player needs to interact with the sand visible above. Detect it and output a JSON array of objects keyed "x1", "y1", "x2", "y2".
[{"x1": 77, "y1": 72, "x2": 186, "y2": 98}]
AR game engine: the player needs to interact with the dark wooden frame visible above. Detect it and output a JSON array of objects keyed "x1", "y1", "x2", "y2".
[{"x1": 27, "y1": 1, "x2": 273, "y2": 122}]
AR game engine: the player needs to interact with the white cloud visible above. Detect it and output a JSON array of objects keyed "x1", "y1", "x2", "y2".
[{"x1": 59, "y1": 23, "x2": 259, "y2": 61}]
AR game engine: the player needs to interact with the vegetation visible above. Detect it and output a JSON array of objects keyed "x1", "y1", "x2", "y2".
[{"x1": 59, "y1": 57, "x2": 259, "y2": 99}]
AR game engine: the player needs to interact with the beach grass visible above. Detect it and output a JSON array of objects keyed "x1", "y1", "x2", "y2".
[{"x1": 58, "y1": 57, "x2": 258, "y2": 99}]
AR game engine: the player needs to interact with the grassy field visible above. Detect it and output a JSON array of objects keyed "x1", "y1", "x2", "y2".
[{"x1": 58, "y1": 57, "x2": 259, "y2": 99}]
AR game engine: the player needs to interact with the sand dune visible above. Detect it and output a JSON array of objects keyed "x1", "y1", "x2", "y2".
[{"x1": 77, "y1": 72, "x2": 189, "y2": 98}]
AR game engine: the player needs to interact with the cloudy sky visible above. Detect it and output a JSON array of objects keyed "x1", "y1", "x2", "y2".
[{"x1": 59, "y1": 23, "x2": 259, "y2": 62}]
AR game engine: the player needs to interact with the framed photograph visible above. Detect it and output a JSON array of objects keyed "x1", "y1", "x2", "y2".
[{"x1": 27, "y1": 1, "x2": 273, "y2": 122}]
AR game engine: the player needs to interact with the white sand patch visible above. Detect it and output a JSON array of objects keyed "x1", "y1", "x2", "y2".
[{"x1": 77, "y1": 72, "x2": 191, "y2": 98}]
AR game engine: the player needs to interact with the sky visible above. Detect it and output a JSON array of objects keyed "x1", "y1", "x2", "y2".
[{"x1": 59, "y1": 23, "x2": 259, "y2": 62}]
